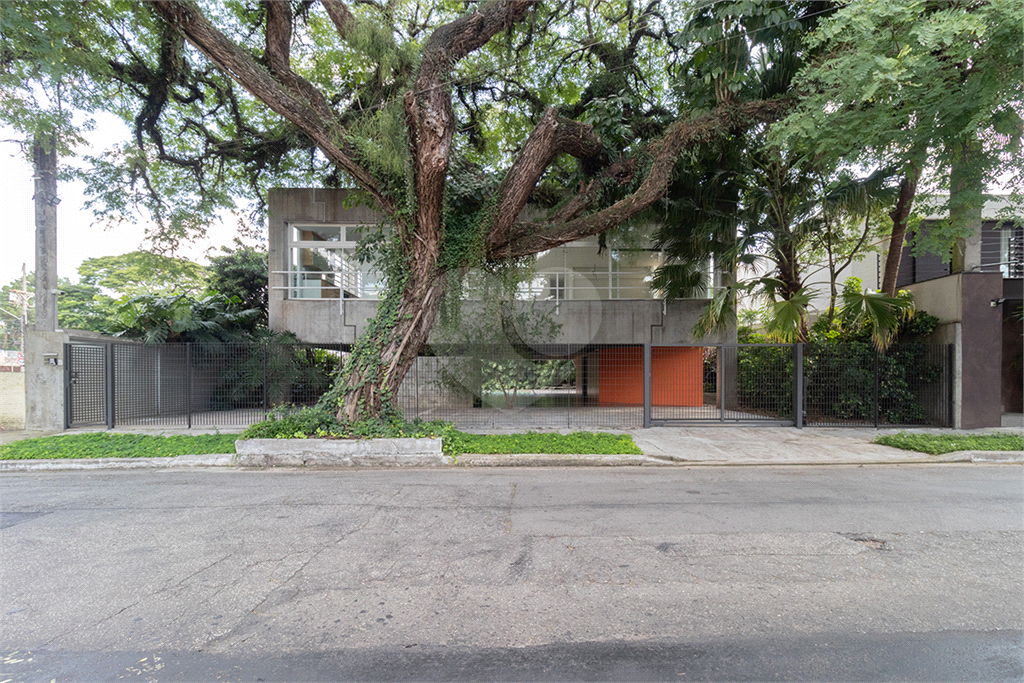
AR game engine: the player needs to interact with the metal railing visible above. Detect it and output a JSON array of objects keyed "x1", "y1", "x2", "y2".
[
  {"x1": 271, "y1": 267, "x2": 683, "y2": 302},
  {"x1": 65, "y1": 341, "x2": 342, "y2": 429},
  {"x1": 804, "y1": 342, "x2": 953, "y2": 427}
]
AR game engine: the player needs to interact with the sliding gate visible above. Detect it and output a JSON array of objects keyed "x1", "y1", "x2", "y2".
[{"x1": 645, "y1": 344, "x2": 800, "y2": 427}]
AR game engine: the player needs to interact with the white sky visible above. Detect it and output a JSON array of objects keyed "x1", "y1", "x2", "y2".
[{"x1": 0, "y1": 113, "x2": 264, "y2": 289}]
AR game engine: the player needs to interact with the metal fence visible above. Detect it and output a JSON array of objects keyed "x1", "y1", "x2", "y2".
[
  {"x1": 64, "y1": 340, "x2": 953, "y2": 430},
  {"x1": 803, "y1": 342, "x2": 953, "y2": 427},
  {"x1": 66, "y1": 341, "x2": 342, "y2": 429}
]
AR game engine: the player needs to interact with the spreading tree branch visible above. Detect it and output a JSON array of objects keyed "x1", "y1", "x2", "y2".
[
  {"x1": 151, "y1": 0, "x2": 395, "y2": 214},
  {"x1": 488, "y1": 98, "x2": 795, "y2": 260}
]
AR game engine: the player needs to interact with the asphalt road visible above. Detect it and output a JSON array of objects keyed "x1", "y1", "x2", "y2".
[{"x1": 1, "y1": 465, "x2": 1021, "y2": 682}]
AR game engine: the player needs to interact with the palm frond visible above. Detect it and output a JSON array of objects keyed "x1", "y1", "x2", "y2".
[
  {"x1": 838, "y1": 285, "x2": 915, "y2": 350},
  {"x1": 762, "y1": 287, "x2": 815, "y2": 343}
]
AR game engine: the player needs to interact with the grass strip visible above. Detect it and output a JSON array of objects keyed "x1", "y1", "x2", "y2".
[
  {"x1": 448, "y1": 431, "x2": 642, "y2": 455},
  {"x1": 0, "y1": 430, "x2": 642, "y2": 460},
  {"x1": 874, "y1": 432, "x2": 1023, "y2": 455},
  {"x1": 0, "y1": 432, "x2": 238, "y2": 460}
]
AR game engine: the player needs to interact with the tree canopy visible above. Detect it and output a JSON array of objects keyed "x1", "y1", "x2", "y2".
[
  {"x1": 78, "y1": 251, "x2": 208, "y2": 297},
  {"x1": 4, "y1": 0, "x2": 1016, "y2": 421},
  {"x1": 777, "y1": 0, "x2": 1023, "y2": 277}
]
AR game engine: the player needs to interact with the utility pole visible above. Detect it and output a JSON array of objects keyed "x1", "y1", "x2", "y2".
[
  {"x1": 6, "y1": 263, "x2": 33, "y2": 356},
  {"x1": 33, "y1": 134, "x2": 58, "y2": 332}
]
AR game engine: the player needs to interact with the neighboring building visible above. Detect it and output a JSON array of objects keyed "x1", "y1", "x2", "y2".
[{"x1": 895, "y1": 199, "x2": 1023, "y2": 426}]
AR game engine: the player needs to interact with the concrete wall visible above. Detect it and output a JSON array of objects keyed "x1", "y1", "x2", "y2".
[
  {"x1": 273, "y1": 297, "x2": 731, "y2": 346},
  {"x1": 0, "y1": 372, "x2": 25, "y2": 430},
  {"x1": 24, "y1": 329, "x2": 69, "y2": 431},
  {"x1": 904, "y1": 272, "x2": 1004, "y2": 429}
]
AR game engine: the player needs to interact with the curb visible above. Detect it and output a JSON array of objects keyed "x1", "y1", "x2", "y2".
[
  {"x1": 3, "y1": 451, "x2": 1022, "y2": 471},
  {"x1": 0, "y1": 453, "x2": 234, "y2": 472},
  {"x1": 966, "y1": 450, "x2": 1024, "y2": 463},
  {"x1": 455, "y1": 453, "x2": 669, "y2": 467}
]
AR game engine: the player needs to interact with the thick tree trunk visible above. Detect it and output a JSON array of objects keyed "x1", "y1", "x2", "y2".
[
  {"x1": 337, "y1": 245, "x2": 445, "y2": 422},
  {"x1": 949, "y1": 137, "x2": 984, "y2": 274},
  {"x1": 880, "y1": 166, "x2": 920, "y2": 296}
]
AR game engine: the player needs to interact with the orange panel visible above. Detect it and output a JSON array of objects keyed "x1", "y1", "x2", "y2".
[
  {"x1": 598, "y1": 347, "x2": 643, "y2": 405},
  {"x1": 597, "y1": 346, "x2": 704, "y2": 407},
  {"x1": 652, "y1": 347, "x2": 703, "y2": 407}
]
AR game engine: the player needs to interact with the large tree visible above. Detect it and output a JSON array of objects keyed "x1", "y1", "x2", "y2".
[
  {"x1": 777, "y1": 0, "x2": 1024, "y2": 291},
  {"x1": 2, "y1": 0, "x2": 792, "y2": 421}
]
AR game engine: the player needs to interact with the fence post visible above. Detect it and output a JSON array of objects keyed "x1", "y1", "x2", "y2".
[
  {"x1": 186, "y1": 342, "x2": 192, "y2": 429},
  {"x1": 793, "y1": 343, "x2": 804, "y2": 429},
  {"x1": 718, "y1": 346, "x2": 725, "y2": 423},
  {"x1": 566, "y1": 344, "x2": 571, "y2": 429},
  {"x1": 105, "y1": 343, "x2": 116, "y2": 429},
  {"x1": 873, "y1": 350, "x2": 880, "y2": 428},
  {"x1": 63, "y1": 342, "x2": 72, "y2": 429},
  {"x1": 643, "y1": 343, "x2": 652, "y2": 428},
  {"x1": 947, "y1": 343, "x2": 955, "y2": 428},
  {"x1": 262, "y1": 343, "x2": 269, "y2": 411}
]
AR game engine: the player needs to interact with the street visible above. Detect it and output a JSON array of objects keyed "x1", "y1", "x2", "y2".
[{"x1": 1, "y1": 465, "x2": 1022, "y2": 681}]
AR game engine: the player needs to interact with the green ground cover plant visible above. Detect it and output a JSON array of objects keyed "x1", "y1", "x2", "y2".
[
  {"x1": 874, "y1": 432, "x2": 1023, "y2": 455},
  {"x1": 242, "y1": 406, "x2": 641, "y2": 456},
  {"x1": 3, "y1": 412, "x2": 642, "y2": 461},
  {"x1": 0, "y1": 432, "x2": 239, "y2": 460},
  {"x1": 451, "y1": 431, "x2": 642, "y2": 455}
]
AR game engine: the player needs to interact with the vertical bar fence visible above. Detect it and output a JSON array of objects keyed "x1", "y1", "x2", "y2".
[{"x1": 61, "y1": 340, "x2": 954, "y2": 430}]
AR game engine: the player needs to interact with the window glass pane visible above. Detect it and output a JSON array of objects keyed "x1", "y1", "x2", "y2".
[
  {"x1": 345, "y1": 227, "x2": 364, "y2": 242},
  {"x1": 288, "y1": 247, "x2": 381, "y2": 299},
  {"x1": 291, "y1": 225, "x2": 343, "y2": 242},
  {"x1": 289, "y1": 247, "x2": 341, "y2": 298}
]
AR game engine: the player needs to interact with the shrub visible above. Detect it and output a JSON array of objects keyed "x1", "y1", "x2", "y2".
[
  {"x1": 240, "y1": 407, "x2": 642, "y2": 456},
  {"x1": 241, "y1": 406, "x2": 460, "y2": 454}
]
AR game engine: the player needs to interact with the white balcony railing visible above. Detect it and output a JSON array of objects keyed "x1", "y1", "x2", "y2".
[{"x1": 272, "y1": 267, "x2": 677, "y2": 301}]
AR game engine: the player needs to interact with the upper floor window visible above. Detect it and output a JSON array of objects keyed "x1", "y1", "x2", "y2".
[{"x1": 286, "y1": 224, "x2": 380, "y2": 299}]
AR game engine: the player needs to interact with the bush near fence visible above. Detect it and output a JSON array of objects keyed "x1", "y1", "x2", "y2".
[
  {"x1": 734, "y1": 310, "x2": 947, "y2": 426},
  {"x1": 736, "y1": 345, "x2": 794, "y2": 419}
]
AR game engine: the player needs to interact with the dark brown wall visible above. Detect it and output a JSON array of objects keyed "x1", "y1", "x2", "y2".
[
  {"x1": 960, "y1": 272, "x2": 1004, "y2": 428},
  {"x1": 1002, "y1": 301, "x2": 1023, "y2": 414}
]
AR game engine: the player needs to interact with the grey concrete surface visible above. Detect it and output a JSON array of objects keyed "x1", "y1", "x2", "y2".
[
  {"x1": 0, "y1": 466, "x2": 1021, "y2": 681},
  {"x1": 22, "y1": 330, "x2": 68, "y2": 431},
  {"x1": 234, "y1": 437, "x2": 451, "y2": 467}
]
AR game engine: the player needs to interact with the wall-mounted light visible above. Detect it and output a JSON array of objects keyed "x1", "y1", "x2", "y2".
[{"x1": 991, "y1": 298, "x2": 1006, "y2": 307}]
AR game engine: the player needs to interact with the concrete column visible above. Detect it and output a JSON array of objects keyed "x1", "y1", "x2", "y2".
[{"x1": 24, "y1": 330, "x2": 69, "y2": 431}]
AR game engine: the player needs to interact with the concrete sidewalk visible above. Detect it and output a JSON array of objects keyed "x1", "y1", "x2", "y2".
[{"x1": 1, "y1": 424, "x2": 1020, "y2": 470}]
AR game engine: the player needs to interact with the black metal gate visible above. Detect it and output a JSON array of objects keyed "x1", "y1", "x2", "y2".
[
  {"x1": 65, "y1": 343, "x2": 110, "y2": 428},
  {"x1": 645, "y1": 343, "x2": 800, "y2": 427}
]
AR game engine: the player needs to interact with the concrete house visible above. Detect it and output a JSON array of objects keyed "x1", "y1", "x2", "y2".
[{"x1": 267, "y1": 188, "x2": 734, "y2": 419}]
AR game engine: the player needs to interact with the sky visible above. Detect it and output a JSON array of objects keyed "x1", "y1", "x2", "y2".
[{"x1": 0, "y1": 113, "x2": 263, "y2": 290}]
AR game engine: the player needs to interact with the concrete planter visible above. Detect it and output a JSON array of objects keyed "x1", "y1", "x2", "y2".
[{"x1": 233, "y1": 437, "x2": 452, "y2": 468}]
